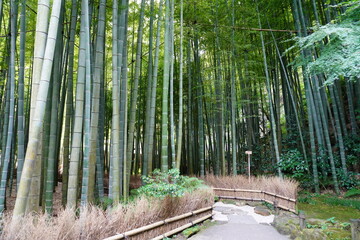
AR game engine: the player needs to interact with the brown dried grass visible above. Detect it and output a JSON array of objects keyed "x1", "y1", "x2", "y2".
[
  {"x1": 0, "y1": 187, "x2": 213, "y2": 240},
  {"x1": 202, "y1": 174, "x2": 299, "y2": 199}
]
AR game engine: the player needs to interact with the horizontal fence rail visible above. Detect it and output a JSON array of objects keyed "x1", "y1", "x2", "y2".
[
  {"x1": 104, "y1": 188, "x2": 296, "y2": 239},
  {"x1": 151, "y1": 214, "x2": 214, "y2": 240},
  {"x1": 103, "y1": 206, "x2": 213, "y2": 240},
  {"x1": 213, "y1": 188, "x2": 297, "y2": 214}
]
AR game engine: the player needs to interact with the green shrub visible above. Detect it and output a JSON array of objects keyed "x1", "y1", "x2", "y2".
[
  {"x1": 95, "y1": 197, "x2": 113, "y2": 210},
  {"x1": 136, "y1": 169, "x2": 204, "y2": 198},
  {"x1": 318, "y1": 195, "x2": 360, "y2": 210},
  {"x1": 183, "y1": 225, "x2": 200, "y2": 237},
  {"x1": 344, "y1": 134, "x2": 360, "y2": 167},
  {"x1": 337, "y1": 171, "x2": 359, "y2": 190},
  {"x1": 344, "y1": 188, "x2": 360, "y2": 198},
  {"x1": 277, "y1": 150, "x2": 311, "y2": 186},
  {"x1": 298, "y1": 195, "x2": 316, "y2": 205}
]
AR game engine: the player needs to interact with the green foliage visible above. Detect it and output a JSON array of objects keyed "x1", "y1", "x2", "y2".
[
  {"x1": 319, "y1": 196, "x2": 360, "y2": 210},
  {"x1": 306, "y1": 216, "x2": 348, "y2": 233},
  {"x1": 136, "y1": 169, "x2": 204, "y2": 198},
  {"x1": 262, "y1": 201, "x2": 274, "y2": 210},
  {"x1": 336, "y1": 170, "x2": 359, "y2": 190},
  {"x1": 339, "y1": 222, "x2": 351, "y2": 230},
  {"x1": 95, "y1": 197, "x2": 114, "y2": 210},
  {"x1": 298, "y1": 191, "x2": 317, "y2": 205},
  {"x1": 326, "y1": 217, "x2": 338, "y2": 225},
  {"x1": 294, "y1": 1, "x2": 360, "y2": 84},
  {"x1": 277, "y1": 149, "x2": 310, "y2": 184},
  {"x1": 344, "y1": 134, "x2": 360, "y2": 167},
  {"x1": 182, "y1": 225, "x2": 200, "y2": 237},
  {"x1": 344, "y1": 188, "x2": 360, "y2": 198},
  {"x1": 298, "y1": 192, "x2": 360, "y2": 222}
]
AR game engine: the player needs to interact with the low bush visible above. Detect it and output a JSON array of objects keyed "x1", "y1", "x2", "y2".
[
  {"x1": 136, "y1": 169, "x2": 205, "y2": 198},
  {"x1": 319, "y1": 196, "x2": 360, "y2": 210},
  {"x1": 336, "y1": 171, "x2": 359, "y2": 190},
  {"x1": 277, "y1": 149, "x2": 308, "y2": 182},
  {"x1": 344, "y1": 188, "x2": 360, "y2": 198}
]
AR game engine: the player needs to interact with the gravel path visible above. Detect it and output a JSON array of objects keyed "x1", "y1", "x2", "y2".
[{"x1": 189, "y1": 202, "x2": 289, "y2": 240}]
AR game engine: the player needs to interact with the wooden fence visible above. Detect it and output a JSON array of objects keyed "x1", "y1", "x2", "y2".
[
  {"x1": 104, "y1": 188, "x2": 297, "y2": 239},
  {"x1": 103, "y1": 206, "x2": 213, "y2": 240},
  {"x1": 213, "y1": 188, "x2": 297, "y2": 214}
]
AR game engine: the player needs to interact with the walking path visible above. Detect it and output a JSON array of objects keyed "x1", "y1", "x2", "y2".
[{"x1": 189, "y1": 202, "x2": 289, "y2": 240}]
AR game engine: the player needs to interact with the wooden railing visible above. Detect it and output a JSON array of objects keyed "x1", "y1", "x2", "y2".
[
  {"x1": 103, "y1": 206, "x2": 213, "y2": 240},
  {"x1": 213, "y1": 188, "x2": 297, "y2": 214},
  {"x1": 104, "y1": 188, "x2": 297, "y2": 239}
]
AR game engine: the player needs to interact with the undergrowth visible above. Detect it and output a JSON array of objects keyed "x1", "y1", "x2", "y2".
[
  {"x1": 344, "y1": 188, "x2": 360, "y2": 198},
  {"x1": 298, "y1": 191, "x2": 360, "y2": 239},
  {"x1": 0, "y1": 173, "x2": 213, "y2": 240},
  {"x1": 298, "y1": 191, "x2": 360, "y2": 210},
  {"x1": 319, "y1": 195, "x2": 360, "y2": 210},
  {"x1": 136, "y1": 169, "x2": 205, "y2": 198}
]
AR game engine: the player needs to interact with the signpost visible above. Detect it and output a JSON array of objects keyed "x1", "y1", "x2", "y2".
[{"x1": 245, "y1": 151, "x2": 252, "y2": 183}]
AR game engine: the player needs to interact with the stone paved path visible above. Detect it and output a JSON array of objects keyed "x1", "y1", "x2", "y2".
[{"x1": 189, "y1": 202, "x2": 289, "y2": 240}]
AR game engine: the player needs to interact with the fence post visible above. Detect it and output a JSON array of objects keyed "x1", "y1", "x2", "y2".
[
  {"x1": 274, "y1": 200, "x2": 279, "y2": 215},
  {"x1": 245, "y1": 151, "x2": 252, "y2": 183},
  {"x1": 350, "y1": 219, "x2": 360, "y2": 240},
  {"x1": 299, "y1": 211, "x2": 306, "y2": 229}
]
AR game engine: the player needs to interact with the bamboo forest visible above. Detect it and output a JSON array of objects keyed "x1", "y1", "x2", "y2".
[{"x1": 0, "y1": 0, "x2": 359, "y2": 239}]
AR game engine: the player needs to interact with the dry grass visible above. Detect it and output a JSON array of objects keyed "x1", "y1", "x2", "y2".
[
  {"x1": 202, "y1": 175, "x2": 298, "y2": 211},
  {"x1": 202, "y1": 174, "x2": 299, "y2": 199},
  {"x1": 0, "y1": 187, "x2": 214, "y2": 240}
]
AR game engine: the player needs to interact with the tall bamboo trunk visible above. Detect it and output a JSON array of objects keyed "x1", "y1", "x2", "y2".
[
  {"x1": 80, "y1": 0, "x2": 93, "y2": 205},
  {"x1": 62, "y1": 0, "x2": 77, "y2": 206},
  {"x1": 45, "y1": 10, "x2": 64, "y2": 212},
  {"x1": 119, "y1": 0, "x2": 129, "y2": 198},
  {"x1": 169, "y1": 0, "x2": 176, "y2": 169},
  {"x1": 257, "y1": 3, "x2": 282, "y2": 177},
  {"x1": 67, "y1": 0, "x2": 87, "y2": 208},
  {"x1": 145, "y1": 0, "x2": 163, "y2": 175},
  {"x1": 0, "y1": 0, "x2": 16, "y2": 213},
  {"x1": 160, "y1": 0, "x2": 171, "y2": 172},
  {"x1": 13, "y1": 0, "x2": 63, "y2": 217},
  {"x1": 16, "y1": 0, "x2": 26, "y2": 189},
  {"x1": 214, "y1": 2, "x2": 225, "y2": 175},
  {"x1": 124, "y1": 0, "x2": 146, "y2": 199},
  {"x1": 81, "y1": 0, "x2": 106, "y2": 205},
  {"x1": 230, "y1": 0, "x2": 237, "y2": 175},
  {"x1": 26, "y1": 0, "x2": 51, "y2": 214},
  {"x1": 142, "y1": 0, "x2": 155, "y2": 177},
  {"x1": 175, "y1": 0, "x2": 183, "y2": 169}
]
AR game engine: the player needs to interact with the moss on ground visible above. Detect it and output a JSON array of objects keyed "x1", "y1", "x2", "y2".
[
  {"x1": 182, "y1": 226, "x2": 200, "y2": 237},
  {"x1": 298, "y1": 192, "x2": 360, "y2": 240},
  {"x1": 171, "y1": 220, "x2": 217, "y2": 239}
]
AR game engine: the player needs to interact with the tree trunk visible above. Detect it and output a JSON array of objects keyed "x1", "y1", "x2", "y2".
[{"x1": 13, "y1": 0, "x2": 63, "y2": 217}]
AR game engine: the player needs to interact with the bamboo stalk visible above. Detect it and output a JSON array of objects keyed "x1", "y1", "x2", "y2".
[{"x1": 103, "y1": 206, "x2": 213, "y2": 240}]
